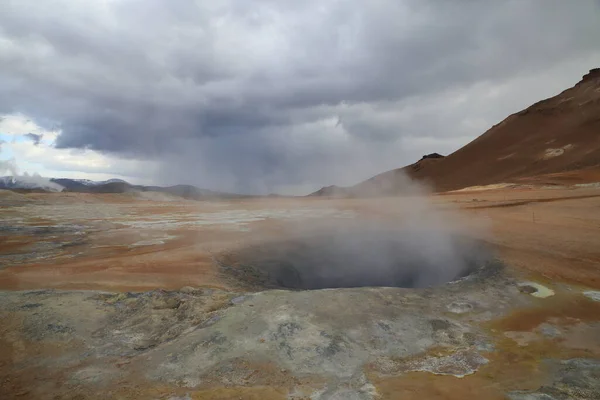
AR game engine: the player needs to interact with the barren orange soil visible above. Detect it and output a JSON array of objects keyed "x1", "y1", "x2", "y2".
[
  {"x1": 1, "y1": 187, "x2": 599, "y2": 292},
  {"x1": 1, "y1": 187, "x2": 600, "y2": 399}
]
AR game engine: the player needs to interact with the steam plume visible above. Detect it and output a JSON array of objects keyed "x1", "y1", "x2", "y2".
[
  {"x1": 0, "y1": 141, "x2": 64, "y2": 192},
  {"x1": 224, "y1": 171, "x2": 491, "y2": 290}
]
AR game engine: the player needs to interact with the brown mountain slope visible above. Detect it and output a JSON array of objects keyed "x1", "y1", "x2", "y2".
[{"x1": 311, "y1": 68, "x2": 600, "y2": 196}]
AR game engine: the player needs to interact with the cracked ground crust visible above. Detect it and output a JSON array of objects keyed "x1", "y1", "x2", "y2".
[{"x1": 3, "y1": 276, "x2": 600, "y2": 399}]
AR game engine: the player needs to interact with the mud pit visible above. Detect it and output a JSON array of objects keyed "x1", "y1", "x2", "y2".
[{"x1": 221, "y1": 225, "x2": 492, "y2": 290}]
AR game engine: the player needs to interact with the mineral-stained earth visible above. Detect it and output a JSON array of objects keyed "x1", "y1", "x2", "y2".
[{"x1": 1, "y1": 186, "x2": 600, "y2": 399}]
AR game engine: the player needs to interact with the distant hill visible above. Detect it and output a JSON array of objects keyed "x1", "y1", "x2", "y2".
[
  {"x1": 48, "y1": 178, "x2": 129, "y2": 191},
  {"x1": 310, "y1": 68, "x2": 600, "y2": 196},
  {"x1": 308, "y1": 185, "x2": 351, "y2": 198},
  {"x1": 141, "y1": 184, "x2": 253, "y2": 200},
  {"x1": 0, "y1": 177, "x2": 254, "y2": 200},
  {"x1": 308, "y1": 153, "x2": 445, "y2": 197}
]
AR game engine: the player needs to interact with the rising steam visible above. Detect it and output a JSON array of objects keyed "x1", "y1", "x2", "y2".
[
  {"x1": 0, "y1": 141, "x2": 63, "y2": 192},
  {"x1": 221, "y1": 171, "x2": 492, "y2": 290}
]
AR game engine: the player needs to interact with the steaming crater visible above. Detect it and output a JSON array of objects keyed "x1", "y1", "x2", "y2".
[{"x1": 219, "y1": 225, "x2": 492, "y2": 290}]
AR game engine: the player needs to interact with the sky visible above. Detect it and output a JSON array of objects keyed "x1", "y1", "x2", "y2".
[{"x1": 1, "y1": 0, "x2": 600, "y2": 195}]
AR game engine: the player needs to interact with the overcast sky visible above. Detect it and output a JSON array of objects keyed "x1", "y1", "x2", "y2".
[{"x1": 1, "y1": 0, "x2": 599, "y2": 194}]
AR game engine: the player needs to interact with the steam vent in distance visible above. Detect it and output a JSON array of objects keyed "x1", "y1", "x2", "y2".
[{"x1": 1, "y1": 2, "x2": 600, "y2": 399}]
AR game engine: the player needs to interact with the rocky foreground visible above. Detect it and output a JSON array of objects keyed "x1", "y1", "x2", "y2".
[{"x1": 2, "y1": 261, "x2": 600, "y2": 399}]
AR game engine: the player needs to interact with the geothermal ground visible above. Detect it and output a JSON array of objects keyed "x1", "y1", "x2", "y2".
[{"x1": 1, "y1": 186, "x2": 600, "y2": 399}]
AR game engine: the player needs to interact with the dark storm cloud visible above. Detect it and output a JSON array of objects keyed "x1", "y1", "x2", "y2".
[
  {"x1": 1, "y1": 0, "x2": 599, "y2": 193},
  {"x1": 24, "y1": 133, "x2": 42, "y2": 146}
]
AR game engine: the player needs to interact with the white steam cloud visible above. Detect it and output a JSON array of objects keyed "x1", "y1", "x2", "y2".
[
  {"x1": 0, "y1": 141, "x2": 63, "y2": 192},
  {"x1": 223, "y1": 172, "x2": 492, "y2": 290}
]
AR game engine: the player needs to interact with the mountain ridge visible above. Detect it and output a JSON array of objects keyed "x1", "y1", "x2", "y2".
[
  {"x1": 310, "y1": 68, "x2": 600, "y2": 197},
  {"x1": 0, "y1": 177, "x2": 256, "y2": 200}
]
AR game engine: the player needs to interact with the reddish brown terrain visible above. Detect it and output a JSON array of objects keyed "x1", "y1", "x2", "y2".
[
  {"x1": 1, "y1": 189, "x2": 600, "y2": 293},
  {"x1": 1, "y1": 188, "x2": 600, "y2": 399}
]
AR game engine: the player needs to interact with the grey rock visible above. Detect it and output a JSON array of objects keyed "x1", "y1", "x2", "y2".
[
  {"x1": 538, "y1": 323, "x2": 561, "y2": 338},
  {"x1": 0, "y1": 266, "x2": 546, "y2": 398},
  {"x1": 180, "y1": 286, "x2": 200, "y2": 294},
  {"x1": 151, "y1": 296, "x2": 181, "y2": 309},
  {"x1": 230, "y1": 295, "x2": 248, "y2": 304},
  {"x1": 447, "y1": 301, "x2": 474, "y2": 314},
  {"x1": 507, "y1": 358, "x2": 600, "y2": 400}
]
